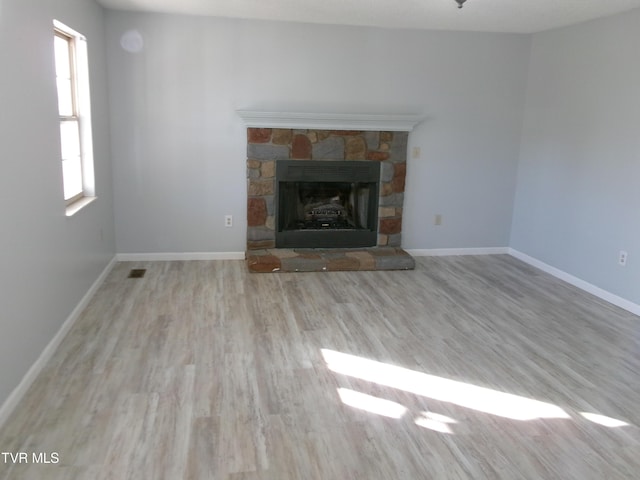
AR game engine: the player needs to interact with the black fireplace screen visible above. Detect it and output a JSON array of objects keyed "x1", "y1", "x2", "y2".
[{"x1": 276, "y1": 161, "x2": 380, "y2": 248}]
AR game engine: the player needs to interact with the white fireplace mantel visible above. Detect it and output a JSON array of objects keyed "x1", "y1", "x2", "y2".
[{"x1": 237, "y1": 110, "x2": 424, "y2": 132}]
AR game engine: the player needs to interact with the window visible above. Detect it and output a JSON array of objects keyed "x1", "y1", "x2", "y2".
[{"x1": 53, "y1": 21, "x2": 95, "y2": 214}]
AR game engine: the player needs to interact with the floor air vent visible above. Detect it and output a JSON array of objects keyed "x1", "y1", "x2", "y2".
[{"x1": 128, "y1": 269, "x2": 146, "y2": 278}]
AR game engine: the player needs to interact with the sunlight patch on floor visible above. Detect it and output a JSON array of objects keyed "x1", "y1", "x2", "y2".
[
  {"x1": 322, "y1": 349, "x2": 570, "y2": 421},
  {"x1": 580, "y1": 412, "x2": 629, "y2": 428},
  {"x1": 414, "y1": 411, "x2": 457, "y2": 434},
  {"x1": 337, "y1": 388, "x2": 408, "y2": 419}
]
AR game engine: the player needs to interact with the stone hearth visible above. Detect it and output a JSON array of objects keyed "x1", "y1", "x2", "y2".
[{"x1": 247, "y1": 247, "x2": 415, "y2": 273}]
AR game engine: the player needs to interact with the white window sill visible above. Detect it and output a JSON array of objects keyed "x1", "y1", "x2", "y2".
[{"x1": 65, "y1": 196, "x2": 97, "y2": 217}]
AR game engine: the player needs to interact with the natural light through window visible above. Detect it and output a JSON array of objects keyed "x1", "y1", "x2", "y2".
[
  {"x1": 580, "y1": 412, "x2": 629, "y2": 428},
  {"x1": 414, "y1": 411, "x2": 457, "y2": 434},
  {"x1": 337, "y1": 388, "x2": 408, "y2": 419},
  {"x1": 53, "y1": 20, "x2": 95, "y2": 214},
  {"x1": 322, "y1": 349, "x2": 570, "y2": 421}
]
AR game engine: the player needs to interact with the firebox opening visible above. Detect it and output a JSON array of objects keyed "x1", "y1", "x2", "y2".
[
  {"x1": 280, "y1": 181, "x2": 373, "y2": 231},
  {"x1": 276, "y1": 160, "x2": 380, "y2": 249}
]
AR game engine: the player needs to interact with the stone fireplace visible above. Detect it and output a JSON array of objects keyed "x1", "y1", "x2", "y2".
[{"x1": 239, "y1": 111, "x2": 422, "y2": 272}]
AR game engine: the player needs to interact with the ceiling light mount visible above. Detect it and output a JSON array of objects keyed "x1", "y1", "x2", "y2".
[{"x1": 455, "y1": 0, "x2": 467, "y2": 8}]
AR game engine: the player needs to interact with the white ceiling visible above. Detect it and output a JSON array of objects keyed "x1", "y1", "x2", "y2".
[{"x1": 96, "y1": 0, "x2": 640, "y2": 34}]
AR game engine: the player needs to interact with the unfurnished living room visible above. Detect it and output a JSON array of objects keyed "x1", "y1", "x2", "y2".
[{"x1": 1, "y1": 0, "x2": 639, "y2": 478}]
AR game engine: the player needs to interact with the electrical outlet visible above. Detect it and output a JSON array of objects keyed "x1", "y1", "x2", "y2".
[
  {"x1": 412, "y1": 147, "x2": 421, "y2": 159},
  {"x1": 225, "y1": 215, "x2": 233, "y2": 228},
  {"x1": 618, "y1": 250, "x2": 628, "y2": 266},
  {"x1": 434, "y1": 214, "x2": 442, "y2": 226}
]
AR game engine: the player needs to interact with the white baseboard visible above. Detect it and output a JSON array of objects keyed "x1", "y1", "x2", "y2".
[
  {"x1": 509, "y1": 249, "x2": 640, "y2": 317},
  {"x1": 116, "y1": 251, "x2": 245, "y2": 262},
  {"x1": 407, "y1": 247, "x2": 510, "y2": 257},
  {"x1": 0, "y1": 255, "x2": 118, "y2": 429}
]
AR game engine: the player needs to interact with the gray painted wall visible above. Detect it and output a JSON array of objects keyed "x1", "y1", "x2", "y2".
[
  {"x1": 106, "y1": 12, "x2": 530, "y2": 254},
  {"x1": 511, "y1": 10, "x2": 640, "y2": 305},
  {"x1": 0, "y1": 0, "x2": 115, "y2": 407}
]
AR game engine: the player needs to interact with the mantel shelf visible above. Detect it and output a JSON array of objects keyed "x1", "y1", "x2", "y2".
[{"x1": 236, "y1": 110, "x2": 424, "y2": 132}]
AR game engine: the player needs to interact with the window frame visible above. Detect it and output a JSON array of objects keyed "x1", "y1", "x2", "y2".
[{"x1": 53, "y1": 20, "x2": 96, "y2": 215}]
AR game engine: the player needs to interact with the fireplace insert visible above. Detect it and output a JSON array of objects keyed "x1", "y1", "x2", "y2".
[{"x1": 276, "y1": 160, "x2": 380, "y2": 248}]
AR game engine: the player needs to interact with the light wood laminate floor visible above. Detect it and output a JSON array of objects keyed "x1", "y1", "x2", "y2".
[{"x1": 1, "y1": 255, "x2": 639, "y2": 479}]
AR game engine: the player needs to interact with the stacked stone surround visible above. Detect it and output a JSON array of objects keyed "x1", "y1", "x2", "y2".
[{"x1": 246, "y1": 128, "x2": 409, "y2": 251}]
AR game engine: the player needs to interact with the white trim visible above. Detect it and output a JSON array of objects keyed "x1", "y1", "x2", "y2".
[
  {"x1": 0, "y1": 255, "x2": 117, "y2": 428},
  {"x1": 407, "y1": 247, "x2": 510, "y2": 257},
  {"x1": 116, "y1": 251, "x2": 246, "y2": 262},
  {"x1": 54, "y1": 19, "x2": 96, "y2": 208},
  {"x1": 65, "y1": 195, "x2": 97, "y2": 217},
  {"x1": 236, "y1": 110, "x2": 425, "y2": 132},
  {"x1": 509, "y1": 249, "x2": 640, "y2": 317}
]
